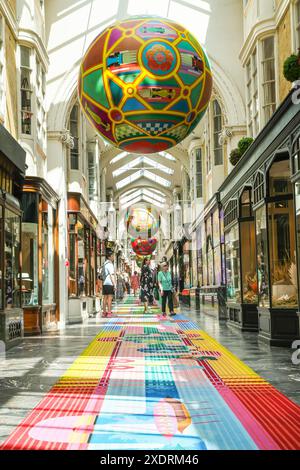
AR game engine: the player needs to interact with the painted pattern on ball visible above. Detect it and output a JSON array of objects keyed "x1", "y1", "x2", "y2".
[{"x1": 78, "y1": 16, "x2": 213, "y2": 154}]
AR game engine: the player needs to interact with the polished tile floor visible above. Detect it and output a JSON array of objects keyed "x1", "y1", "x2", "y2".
[{"x1": 0, "y1": 296, "x2": 299, "y2": 449}]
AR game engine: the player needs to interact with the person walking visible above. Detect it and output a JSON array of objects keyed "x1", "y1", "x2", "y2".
[
  {"x1": 140, "y1": 259, "x2": 154, "y2": 314},
  {"x1": 102, "y1": 251, "x2": 116, "y2": 318},
  {"x1": 131, "y1": 271, "x2": 140, "y2": 297},
  {"x1": 158, "y1": 262, "x2": 175, "y2": 317}
]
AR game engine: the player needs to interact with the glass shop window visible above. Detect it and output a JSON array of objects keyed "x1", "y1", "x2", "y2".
[
  {"x1": 4, "y1": 209, "x2": 21, "y2": 308},
  {"x1": 21, "y1": 193, "x2": 39, "y2": 306},
  {"x1": 42, "y1": 203, "x2": 55, "y2": 304},
  {"x1": 20, "y1": 46, "x2": 33, "y2": 135},
  {"x1": 0, "y1": 205, "x2": 2, "y2": 309},
  {"x1": 269, "y1": 160, "x2": 293, "y2": 197},
  {"x1": 201, "y1": 223, "x2": 207, "y2": 286},
  {"x1": 225, "y1": 224, "x2": 240, "y2": 303},
  {"x1": 295, "y1": 182, "x2": 300, "y2": 304},
  {"x1": 268, "y1": 200, "x2": 297, "y2": 308},
  {"x1": 240, "y1": 220, "x2": 257, "y2": 304},
  {"x1": 240, "y1": 188, "x2": 252, "y2": 218},
  {"x1": 84, "y1": 228, "x2": 91, "y2": 296},
  {"x1": 267, "y1": 158, "x2": 297, "y2": 308},
  {"x1": 90, "y1": 234, "x2": 96, "y2": 296},
  {"x1": 68, "y1": 214, "x2": 77, "y2": 297},
  {"x1": 256, "y1": 206, "x2": 270, "y2": 307},
  {"x1": 240, "y1": 189, "x2": 257, "y2": 304},
  {"x1": 77, "y1": 219, "x2": 85, "y2": 296}
]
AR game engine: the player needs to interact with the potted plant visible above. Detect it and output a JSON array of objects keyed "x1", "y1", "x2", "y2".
[
  {"x1": 229, "y1": 148, "x2": 241, "y2": 166},
  {"x1": 229, "y1": 137, "x2": 254, "y2": 166},
  {"x1": 283, "y1": 50, "x2": 300, "y2": 83}
]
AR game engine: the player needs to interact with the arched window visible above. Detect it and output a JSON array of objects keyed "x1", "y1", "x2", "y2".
[
  {"x1": 69, "y1": 103, "x2": 79, "y2": 170},
  {"x1": 213, "y1": 100, "x2": 223, "y2": 166}
]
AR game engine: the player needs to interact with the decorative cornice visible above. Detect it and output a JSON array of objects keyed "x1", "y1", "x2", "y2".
[
  {"x1": 0, "y1": 0, "x2": 18, "y2": 39},
  {"x1": 239, "y1": 19, "x2": 276, "y2": 65},
  {"x1": 18, "y1": 29, "x2": 49, "y2": 69},
  {"x1": 275, "y1": 0, "x2": 290, "y2": 28}
]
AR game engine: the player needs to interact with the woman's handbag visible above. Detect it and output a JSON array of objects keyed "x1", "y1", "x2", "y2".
[
  {"x1": 172, "y1": 290, "x2": 179, "y2": 308},
  {"x1": 153, "y1": 286, "x2": 160, "y2": 301}
]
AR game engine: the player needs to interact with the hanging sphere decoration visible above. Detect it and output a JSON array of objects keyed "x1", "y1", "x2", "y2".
[
  {"x1": 126, "y1": 204, "x2": 160, "y2": 238},
  {"x1": 135, "y1": 254, "x2": 152, "y2": 267},
  {"x1": 131, "y1": 237, "x2": 157, "y2": 256},
  {"x1": 78, "y1": 16, "x2": 213, "y2": 154}
]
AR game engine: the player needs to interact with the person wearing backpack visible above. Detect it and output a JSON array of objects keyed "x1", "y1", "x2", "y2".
[{"x1": 101, "y1": 251, "x2": 116, "y2": 318}]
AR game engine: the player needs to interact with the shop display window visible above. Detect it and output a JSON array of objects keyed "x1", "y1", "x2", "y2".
[
  {"x1": 239, "y1": 188, "x2": 257, "y2": 304},
  {"x1": 77, "y1": 220, "x2": 85, "y2": 296},
  {"x1": 225, "y1": 224, "x2": 240, "y2": 303},
  {"x1": 21, "y1": 193, "x2": 39, "y2": 306},
  {"x1": 295, "y1": 182, "x2": 300, "y2": 306},
  {"x1": 201, "y1": 223, "x2": 207, "y2": 286},
  {"x1": 207, "y1": 238, "x2": 214, "y2": 285},
  {"x1": 214, "y1": 247, "x2": 221, "y2": 286},
  {"x1": 267, "y1": 159, "x2": 297, "y2": 308},
  {"x1": 268, "y1": 200, "x2": 297, "y2": 308},
  {"x1": 4, "y1": 209, "x2": 21, "y2": 308},
  {"x1": 240, "y1": 221, "x2": 258, "y2": 304},
  {"x1": 68, "y1": 214, "x2": 97, "y2": 298},
  {"x1": 256, "y1": 206, "x2": 270, "y2": 308},
  {"x1": 183, "y1": 242, "x2": 191, "y2": 289},
  {"x1": 68, "y1": 214, "x2": 77, "y2": 297},
  {"x1": 0, "y1": 205, "x2": 2, "y2": 309},
  {"x1": 42, "y1": 204, "x2": 55, "y2": 304}
]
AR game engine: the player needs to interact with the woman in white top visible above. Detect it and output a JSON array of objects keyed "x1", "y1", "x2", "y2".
[{"x1": 102, "y1": 251, "x2": 116, "y2": 318}]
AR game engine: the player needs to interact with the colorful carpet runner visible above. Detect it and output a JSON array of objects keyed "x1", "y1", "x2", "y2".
[{"x1": 1, "y1": 295, "x2": 300, "y2": 450}]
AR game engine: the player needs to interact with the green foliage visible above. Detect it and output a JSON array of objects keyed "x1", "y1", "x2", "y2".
[
  {"x1": 238, "y1": 137, "x2": 254, "y2": 156},
  {"x1": 229, "y1": 148, "x2": 241, "y2": 166},
  {"x1": 283, "y1": 54, "x2": 300, "y2": 83},
  {"x1": 230, "y1": 137, "x2": 254, "y2": 167}
]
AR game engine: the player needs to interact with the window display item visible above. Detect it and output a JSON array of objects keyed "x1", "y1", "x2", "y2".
[{"x1": 78, "y1": 16, "x2": 212, "y2": 153}]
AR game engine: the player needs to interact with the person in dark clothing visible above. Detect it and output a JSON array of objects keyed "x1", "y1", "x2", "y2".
[{"x1": 140, "y1": 258, "x2": 154, "y2": 313}]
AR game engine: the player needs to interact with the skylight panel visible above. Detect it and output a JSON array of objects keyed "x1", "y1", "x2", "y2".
[
  {"x1": 159, "y1": 151, "x2": 176, "y2": 161},
  {"x1": 143, "y1": 157, "x2": 174, "y2": 175},
  {"x1": 110, "y1": 152, "x2": 129, "y2": 165},
  {"x1": 115, "y1": 170, "x2": 142, "y2": 189},
  {"x1": 144, "y1": 170, "x2": 171, "y2": 187}
]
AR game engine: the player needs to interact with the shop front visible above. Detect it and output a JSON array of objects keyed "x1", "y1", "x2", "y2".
[
  {"x1": 67, "y1": 193, "x2": 101, "y2": 323},
  {"x1": 224, "y1": 189, "x2": 258, "y2": 331},
  {"x1": 219, "y1": 89, "x2": 300, "y2": 345},
  {"x1": 21, "y1": 177, "x2": 59, "y2": 335},
  {"x1": 198, "y1": 195, "x2": 226, "y2": 320},
  {"x1": 0, "y1": 124, "x2": 26, "y2": 349}
]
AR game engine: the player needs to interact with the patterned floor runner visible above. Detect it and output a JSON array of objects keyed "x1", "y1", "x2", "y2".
[{"x1": 1, "y1": 295, "x2": 299, "y2": 450}]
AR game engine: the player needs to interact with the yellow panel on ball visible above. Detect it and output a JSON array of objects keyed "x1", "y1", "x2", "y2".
[{"x1": 78, "y1": 16, "x2": 213, "y2": 154}]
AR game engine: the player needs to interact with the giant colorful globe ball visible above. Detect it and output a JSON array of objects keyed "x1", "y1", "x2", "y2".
[
  {"x1": 78, "y1": 16, "x2": 213, "y2": 154},
  {"x1": 131, "y1": 237, "x2": 157, "y2": 256},
  {"x1": 126, "y1": 204, "x2": 160, "y2": 238}
]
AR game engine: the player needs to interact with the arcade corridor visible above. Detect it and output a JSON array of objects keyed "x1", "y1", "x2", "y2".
[
  {"x1": 0, "y1": 296, "x2": 299, "y2": 450},
  {"x1": 1, "y1": 0, "x2": 300, "y2": 456}
]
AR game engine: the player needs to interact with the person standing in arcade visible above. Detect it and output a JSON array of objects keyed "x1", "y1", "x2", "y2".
[
  {"x1": 140, "y1": 258, "x2": 154, "y2": 314},
  {"x1": 102, "y1": 251, "x2": 116, "y2": 318}
]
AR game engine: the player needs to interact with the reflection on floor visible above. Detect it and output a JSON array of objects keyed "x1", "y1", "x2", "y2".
[{"x1": 1, "y1": 295, "x2": 300, "y2": 450}]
